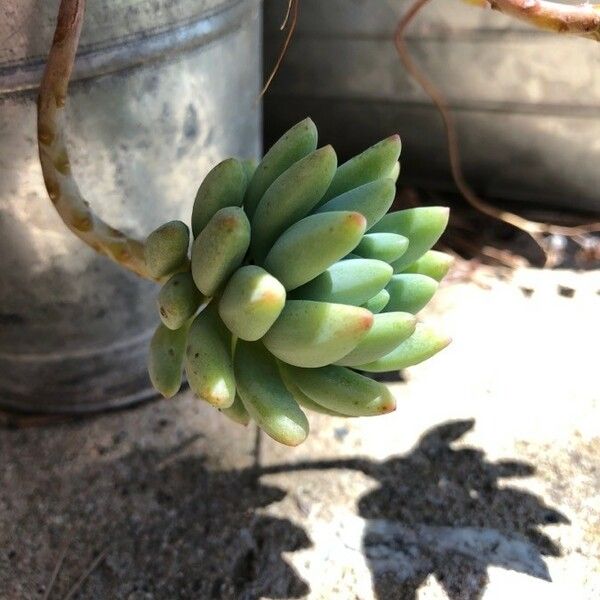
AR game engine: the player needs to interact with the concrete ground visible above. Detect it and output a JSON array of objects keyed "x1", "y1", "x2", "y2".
[{"x1": 1, "y1": 265, "x2": 598, "y2": 599}]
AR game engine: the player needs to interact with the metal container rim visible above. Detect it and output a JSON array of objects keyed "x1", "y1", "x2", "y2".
[{"x1": 0, "y1": 0, "x2": 258, "y2": 94}]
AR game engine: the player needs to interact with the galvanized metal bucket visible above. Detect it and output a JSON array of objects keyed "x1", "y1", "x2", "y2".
[
  {"x1": 265, "y1": 0, "x2": 600, "y2": 214},
  {"x1": 0, "y1": 0, "x2": 262, "y2": 413}
]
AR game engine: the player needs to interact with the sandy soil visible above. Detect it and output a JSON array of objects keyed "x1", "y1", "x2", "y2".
[{"x1": 1, "y1": 266, "x2": 598, "y2": 599}]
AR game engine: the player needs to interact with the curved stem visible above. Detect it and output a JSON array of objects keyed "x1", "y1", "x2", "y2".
[
  {"x1": 259, "y1": 0, "x2": 299, "y2": 99},
  {"x1": 465, "y1": 0, "x2": 600, "y2": 41},
  {"x1": 37, "y1": 0, "x2": 154, "y2": 280},
  {"x1": 395, "y1": 0, "x2": 600, "y2": 259}
]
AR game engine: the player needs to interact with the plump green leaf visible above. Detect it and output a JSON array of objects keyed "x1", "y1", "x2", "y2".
[
  {"x1": 235, "y1": 341, "x2": 309, "y2": 446},
  {"x1": 292, "y1": 259, "x2": 392, "y2": 306},
  {"x1": 251, "y1": 146, "x2": 338, "y2": 262},
  {"x1": 220, "y1": 395, "x2": 251, "y2": 427},
  {"x1": 185, "y1": 305, "x2": 236, "y2": 408},
  {"x1": 401, "y1": 250, "x2": 454, "y2": 281},
  {"x1": 191, "y1": 207, "x2": 250, "y2": 296},
  {"x1": 264, "y1": 211, "x2": 366, "y2": 291},
  {"x1": 355, "y1": 233, "x2": 409, "y2": 263},
  {"x1": 371, "y1": 207, "x2": 449, "y2": 271},
  {"x1": 285, "y1": 364, "x2": 396, "y2": 417},
  {"x1": 245, "y1": 118, "x2": 318, "y2": 218},
  {"x1": 319, "y1": 135, "x2": 401, "y2": 205},
  {"x1": 148, "y1": 322, "x2": 187, "y2": 398},
  {"x1": 263, "y1": 300, "x2": 373, "y2": 367},
  {"x1": 157, "y1": 271, "x2": 203, "y2": 330},
  {"x1": 314, "y1": 178, "x2": 396, "y2": 230},
  {"x1": 355, "y1": 324, "x2": 451, "y2": 372},
  {"x1": 278, "y1": 362, "x2": 350, "y2": 416},
  {"x1": 336, "y1": 312, "x2": 416, "y2": 366},
  {"x1": 362, "y1": 289, "x2": 390, "y2": 313},
  {"x1": 219, "y1": 265, "x2": 286, "y2": 341},
  {"x1": 385, "y1": 274, "x2": 438, "y2": 314},
  {"x1": 144, "y1": 220, "x2": 189, "y2": 279},
  {"x1": 191, "y1": 159, "x2": 247, "y2": 237}
]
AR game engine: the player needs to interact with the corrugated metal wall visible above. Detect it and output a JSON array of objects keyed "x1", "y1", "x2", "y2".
[{"x1": 264, "y1": 0, "x2": 600, "y2": 214}]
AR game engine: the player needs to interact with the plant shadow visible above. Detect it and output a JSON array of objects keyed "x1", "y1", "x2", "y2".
[
  {"x1": 5, "y1": 420, "x2": 568, "y2": 599},
  {"x1": 24, "y1": 435, "x2": 310, "y2": 600},
  {"x1": 360, "y1": 419, "x2": 569, "y2": 599},
  {"x1": 265, "y1": 419, "x2": 569, "y2": 600}
]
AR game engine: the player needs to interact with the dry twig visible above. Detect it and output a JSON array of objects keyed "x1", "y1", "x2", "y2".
[
  {"x1": 42, "y1": 533, "x2": 72, "y2": 600},
  {"x1": 259, "y1": 0, "x2": 300, "y2": 98},
  {"x1": 38, "y1": 0, "x2": 154, "y2": 280},
  {"x1": 62, "y1": 546, "x2": 110, "y2": 600},
  {"x1": 395, "y1": 0, "x2": 600, "y2": 263}
]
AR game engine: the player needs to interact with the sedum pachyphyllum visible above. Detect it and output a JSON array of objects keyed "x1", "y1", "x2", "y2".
[{"x1": 145, "y1": 118, "x2": 451, "y2": 446}]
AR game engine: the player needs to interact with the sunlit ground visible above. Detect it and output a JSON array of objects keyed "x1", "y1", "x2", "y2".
[{"x1": 1, "y1": 264, "x2": 598, "y2": 599}]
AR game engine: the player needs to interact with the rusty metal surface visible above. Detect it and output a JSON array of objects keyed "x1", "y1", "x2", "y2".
[
  {"x1": 264, "y1": 0, "x2": 600, "y2": 213},
  {"x1": 0, "y1": 0, "x2": 262, "y2": 412}
]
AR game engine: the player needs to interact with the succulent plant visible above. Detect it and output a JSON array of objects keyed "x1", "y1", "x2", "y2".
[{"x1": 146, "y1": 118, "x2": 451, "y2": 446}]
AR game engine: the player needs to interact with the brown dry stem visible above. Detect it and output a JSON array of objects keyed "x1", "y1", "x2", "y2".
[
  {"x1": 37, "y1": 0, "x2": 154, "y2": 280},
  {"x1": 62, "y1": 545, "x2": 111, "y2": 600},
  {"x1": 465, "y1": 0, "x2": 600, "y2": 41},
  {"x1": 41, "y1": 532, "x2": 72, "y2": 600},
  {"x1": 395, "y1": 0, "x2": 600, "y2": 263},
  {"x1": 259, "y1": 0, "x2": 299, "y2": 98}
]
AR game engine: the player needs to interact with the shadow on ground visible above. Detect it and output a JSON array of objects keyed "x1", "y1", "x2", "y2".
[
  {"x1": 3, "y1": 420, "x2": 568, "y2": 599},
  {"x1": 358, "y1": 420, "x2": 569, "y2": 600},
  {"x1": 4, "y1": 435, "x2": 310, "y2": 600},
  {"x1": 264, "y1": 419, "x2": 569, "y2": 600}
]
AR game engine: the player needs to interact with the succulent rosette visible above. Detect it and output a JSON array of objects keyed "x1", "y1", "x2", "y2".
[{"x1": 145, "y1": 119, "x2": 451, "y2": 446}]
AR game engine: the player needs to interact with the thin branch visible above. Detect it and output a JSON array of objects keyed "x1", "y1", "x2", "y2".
[
  {"x1": 252, "y1": 424, "x2": 263, "y2": 474},
  {"x1": 466, "y1": 0, "x2": 600, "y2": 41},
  {"x1": 394, "y1": 0, "x2": 600, "y2": 262},
  {"x1": 42, "y1": 532, "x2": 72, "y2": 600},
  {"x1": 37, "y1": 0, "x2": 154, "y2": 280},
  {"x1": 259, "y1": 0, "x2": 299, "y2": 99},
  {"x1": 62, "y1": 546, "x2": 110, "y2": 600},
  {"x1": 280, "y1": 0, "x2": 294, "y2": 30}
]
